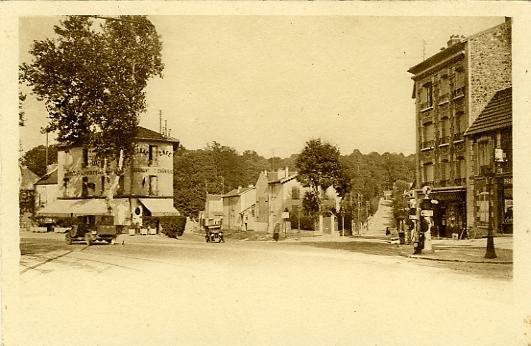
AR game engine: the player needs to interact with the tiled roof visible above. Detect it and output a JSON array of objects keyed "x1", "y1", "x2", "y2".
[
  {"x1": 135, "y1": 126, "x2": 179, "y2": 143},
  {"x1": 464, "y1": 87, "x2": 512, "y2": 137},
  {"x1": 35, "y1": 169, "x2": 58, "y2": 185}
]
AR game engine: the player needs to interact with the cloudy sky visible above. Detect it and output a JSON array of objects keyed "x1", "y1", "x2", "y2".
[{"x1": 19, "y1": 15, "x2": 504, "y2": 158}]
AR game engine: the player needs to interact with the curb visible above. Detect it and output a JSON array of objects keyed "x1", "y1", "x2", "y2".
[{"x1": 399, "y1": 252, "x2": 512, "y2": 264}]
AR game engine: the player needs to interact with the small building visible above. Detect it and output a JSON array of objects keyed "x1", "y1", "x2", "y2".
[
  {"x1": 36, "y1": 126, "x2": 181, "y2": 232},
  {"x1": 19, "y1": 165, "x2": 40, "y2": 231},
  {"x1": 222, "y1": 186, "x2": 256, "y2": 232},
  {"x1": 203, "y1": 194, "x2": 224, "y2": 230},
  {"x1": 464, "y1": 87, "x2": 512, "y2": 236}
]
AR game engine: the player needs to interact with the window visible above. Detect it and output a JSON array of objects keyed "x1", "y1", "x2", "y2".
[
  {"x1": 292, "y1": 186, "x2": 300, "y2": 200},
  {"x1": 453, "y1": 71, "x2": 465, "y2": 98},
  {"x1": 148, "y1": 145, "x2": 158, "y2": 166},
  {"x1": 477, "y1": 139, "x2": 493, "y2": 174},
  {"x1": 82, "y1": 148, "x2": 89, "y2": 168},
  {"x1": 422, "y1": 123, "x2": 435, "y2": 148},
  {"x1": 117, "y1": 175, "x2": 125, "y2": 196},
  {"x1": 478, "y1": 192, "x2": 490, "y2": 223},
  {"x1": 423, "y1": 163, "x2": 434, "y2": 185},
  {"x1": 82, "y1": 177, "x2": 89, "y2": 198},
  {"x1": 149, "y1": 175, "x2": 158, "y2": 196},
  {"x1": 439, "y1": 118, "x2": 450, "y2": 144},
  {"x1": 63, "y1": 178, "x2": 70, "y2": 197},
  {"x1": 420, "y1": 82, "x2": 433, "y2": 109},
  {"x1": 439, "y1": 76, "x2": 450, "y2": 103}
]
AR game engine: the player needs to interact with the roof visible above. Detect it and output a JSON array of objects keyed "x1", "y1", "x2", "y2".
[
  {"x1": 19, "y1": 166, "x2": 40, "y2": 190},
  {"x1": 268, "y1": 173, "x2": 298, "y2": 184},
  {"x1": 206, "y1": 194, "x2": 222, "y2": 202},
  {"x1": 222, "y1": 186, "x2": 255, "y2": 198},
  {"x1": 464, "y1": 87, "x2": 512, "y2": 137},
  {"x1": 408, "y1": 41, "x2": 465, "y2": 76},
  {"x1": 57, "y1": 126, "x2": 179, "y2": 149},
  {"x1": 35, "y1": 168, "x2": 58, "y2": 185},
  {"x1": 135, "y1": 126, "x2": 180, "y2": 144}
]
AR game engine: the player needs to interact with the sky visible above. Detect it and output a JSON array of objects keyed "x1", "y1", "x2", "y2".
[{"x1": 19, "y1": 15, "x2": 505, "y2": 158}]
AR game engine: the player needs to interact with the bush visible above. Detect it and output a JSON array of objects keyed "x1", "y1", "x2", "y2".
[
  {"x1": 142, "y1": 216, "x2": 187, "y2": 238},
  {"x1": 289, "y1": 213, "x2": 315, "y2": 231}
]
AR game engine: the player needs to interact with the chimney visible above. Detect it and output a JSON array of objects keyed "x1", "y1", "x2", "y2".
[
  {"x1": 447, "y1": 35, "x2": 462, "y2": 48},
  {"x1": 285, "y1": 167, "x2": 289, "y2": 177},
  {"x1": 238, "y1": 186, "x2": 242, "y2": 193}
]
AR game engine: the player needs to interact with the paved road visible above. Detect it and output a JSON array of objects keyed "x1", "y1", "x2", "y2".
[
  {"x1": 367, "y1": 198, "x2": 394, "y2": 236},
  {"x1": 17, "y1": 234, "x2": 518, "y2": 346}
]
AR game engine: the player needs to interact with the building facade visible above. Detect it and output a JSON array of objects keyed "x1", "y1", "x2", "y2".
[
  {"x1": 37, "y1": 127, "x2": 180, "y2": 230},
  {"x1": 408, "y1": 19, "x2": 511, "y2": 237},
  {"x1": 221, "y1": 186, "x2": 256, "y2": 232},
  {"x1": 464, "y1": 87, "x2": 512, "y2": 236}
]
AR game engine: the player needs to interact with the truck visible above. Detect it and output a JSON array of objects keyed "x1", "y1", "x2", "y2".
[{"x1": 66, "y1": 215, "x2": 118, "y2": 246}]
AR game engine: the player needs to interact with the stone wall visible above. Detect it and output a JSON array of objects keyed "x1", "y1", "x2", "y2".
[{"x1": 468, "y1": 20, "x2": 512, "y2": 122}]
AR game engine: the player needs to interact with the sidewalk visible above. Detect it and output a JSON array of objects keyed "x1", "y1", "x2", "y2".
[{"x1": 399, "y1": 236, "x2": 513, "y2": 264}]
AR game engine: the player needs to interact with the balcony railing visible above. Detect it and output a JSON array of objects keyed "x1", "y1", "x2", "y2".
[
  {"x1": 452, "y1": 87, "x2": 465, "y2": 99},
  {"x1": 439, "y1": 136, "x2": 450, "y2": 145},
  {"x1": 438, "y1": 93, "x2": 449, "y2": 104},
  {"x1": 454, "y1": 178, "x2": 466, "y2": 186},
  {"x1": 421, "y1": 140, "x2": 435, "y2": 149},
  {"x1": 436, "y1": 180, "x2": 449, "y2": 188},
  {"x1": 453, "y1": 132, "x2": 463, "y2": 142}
]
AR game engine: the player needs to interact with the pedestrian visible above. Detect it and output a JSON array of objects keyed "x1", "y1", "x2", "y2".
[{"x1": 273, "y1": 223, "x2": 280, "y2": 242}]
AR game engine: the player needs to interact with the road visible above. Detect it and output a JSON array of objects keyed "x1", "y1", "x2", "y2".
[
  {"x1": 17, "y1": 233, "x2": 517, "y2": 346},
  {"x1": 367, "y1": 198, "x2": 394, "y2": 236}
]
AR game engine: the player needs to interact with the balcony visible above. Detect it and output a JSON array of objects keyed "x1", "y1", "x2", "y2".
[
  {"x1": 439, "y1": 136, "x2": 450, "y2": 146},
  {"x1": 438, "y1": 93, "x2": 449, "y2": 105},
  {"x1": 421, "y1": 140, "x2": 435, "y2": 150},
  {"x1": 436, "y1": 180, "x2": 450, "y2": 188},
  {"x1": 452, "y1": 87, "x2": 465, "y2": 99}
]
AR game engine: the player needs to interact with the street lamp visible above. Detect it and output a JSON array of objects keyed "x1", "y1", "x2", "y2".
[{"x1": 485, "y1": 171, "x2": 497, "y2": 259}]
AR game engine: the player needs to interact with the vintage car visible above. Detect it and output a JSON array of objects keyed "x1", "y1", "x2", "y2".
[{"x1": 66, "y1": 215, "x2": 118, "y2": 246}]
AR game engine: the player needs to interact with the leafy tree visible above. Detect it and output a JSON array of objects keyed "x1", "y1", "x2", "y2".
[
  {"x1": 20, "y1": 15, "x2": 164, "y2": 208},
  {"x1": 21, "y1": 145, "x2": 59, "y2": 177},
  {"x1": 295, "y1": 138, "x2": 349, "y2": 225}
]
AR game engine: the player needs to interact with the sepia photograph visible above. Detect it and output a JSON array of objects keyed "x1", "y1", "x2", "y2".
[{"x1": 2, "y1": 2, "x2": 531, "y2": 345}]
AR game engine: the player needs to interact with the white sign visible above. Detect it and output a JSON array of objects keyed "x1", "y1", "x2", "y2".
[
  {"x1": 421, "y1": 210, "x2": 433, "y2": 217},
  {"x1": 409, "y1": 215, "x2": 419, "y2": 220}
]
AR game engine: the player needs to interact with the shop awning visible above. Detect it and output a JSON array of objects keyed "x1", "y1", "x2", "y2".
[
  {"x1": 139, "y1": 199, "x2": 180, "y2": 217},
  {"x1": 36, "y1": 199, "x2": 111, "y2": 217},
  {"x1": 36, "y1": 199, "x2": 78, "y2": 217}
]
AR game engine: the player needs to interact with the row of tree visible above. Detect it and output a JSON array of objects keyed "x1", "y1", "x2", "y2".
[{"x1": 19, "y1": 15, "x2": 415, "y2": 227}]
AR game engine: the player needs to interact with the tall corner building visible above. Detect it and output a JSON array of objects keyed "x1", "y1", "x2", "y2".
[{"x1": 408, "y1": 18, "x2": 512, "y2": 238}]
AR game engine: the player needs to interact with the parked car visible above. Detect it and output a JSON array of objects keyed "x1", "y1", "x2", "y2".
[{"x1": 66, "y1": 215, "x2": 118, "y2": 245}]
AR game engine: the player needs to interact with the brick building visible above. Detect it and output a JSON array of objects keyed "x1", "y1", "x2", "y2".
[
  {"x1": 408, "y1": 19, "x2": 511, "y2": 237},
  {"x1": 36, "y1": 126, "x2": 181, "y2": 231}
]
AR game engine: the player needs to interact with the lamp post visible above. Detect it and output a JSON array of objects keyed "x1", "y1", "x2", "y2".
[{"x1": 485, "y1": 172, "x2": 497, "y2": 259}]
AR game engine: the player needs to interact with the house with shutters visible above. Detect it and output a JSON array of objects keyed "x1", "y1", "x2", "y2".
[{"x1": 36, "y1": 126, "x2": 181, "y2": 231}]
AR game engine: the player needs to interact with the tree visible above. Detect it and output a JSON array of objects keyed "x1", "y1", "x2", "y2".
[
  {"x1": 21, "y1": 145, "x2": 59, "y2": 177},
  {"x1": 20, "y1": 15, "x2": 164, "y2": 209},
  {"x1": 295, "y1": 138, "x2": 349, "y2": 227}
]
